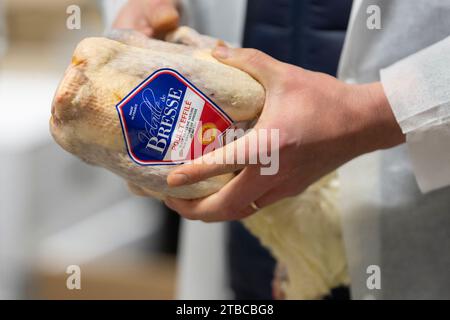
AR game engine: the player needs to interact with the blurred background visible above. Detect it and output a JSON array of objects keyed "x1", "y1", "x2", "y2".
[{"x1": 0, "y1": 0, "x2": 180, "y2": 299}]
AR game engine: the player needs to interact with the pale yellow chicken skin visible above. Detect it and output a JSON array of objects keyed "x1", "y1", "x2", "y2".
[{"x1": 50, "y1": 28, "x2": 349, "y2": 299}]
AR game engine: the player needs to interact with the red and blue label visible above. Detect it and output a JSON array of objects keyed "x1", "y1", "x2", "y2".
[{"x1": 116, "y1": 68, "x2": 233, "y2": 165}]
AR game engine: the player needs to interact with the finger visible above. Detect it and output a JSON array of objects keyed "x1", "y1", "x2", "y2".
[
  {"x1": 140, "y1": 26, "x2": 154, "y2": 37},
  {"x1": 212, "y1": 45, "x2": 285, "y2": 88},
  {"x1": 167, "y1": 130, "x2": 257, "y2": 187},
  {"x1": 165, "y1": 166, "x2": 272, "y2": 221},
  {"x1": 165, "y1": 197, "x2": 255, "y2": 222},
  {"x1": 112, "y1": 2, "x2": 154, "y2": 36},
  {"x1": 113, "y1": 11, "x2": 148, "y2": 32},
  {"x1": 254, "y1": 182, "x2": 305, "y2": 208},
  {"x1": 145, "y1": 0, "x2": 180, "y2": 35}
]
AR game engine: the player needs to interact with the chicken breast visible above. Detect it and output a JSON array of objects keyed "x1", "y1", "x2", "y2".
[{"x1": 50, "y1": 33, "x2": 264, "y2": 199}]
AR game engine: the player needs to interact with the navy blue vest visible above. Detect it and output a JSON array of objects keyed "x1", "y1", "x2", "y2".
[
  {"x1": 243, "y1": 0, "x2": 352, "y2": 75},
  {"x1": 228, "y1": 0, "x2": 352, "y2": 300}
]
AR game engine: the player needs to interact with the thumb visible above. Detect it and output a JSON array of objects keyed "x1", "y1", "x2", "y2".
[
  {"x1": 212, "y1": 45, "x2": 284, "y2": 87},
  {"x1": 167, "y1": 130, "x2": 259, "y2": 187},
  {"x1": 146, "y1": 0, "x2": 180, "y2": 35}
]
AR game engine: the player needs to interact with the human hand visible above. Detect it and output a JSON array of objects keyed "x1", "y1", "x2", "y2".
[
  {"x1": 164, "y1": 45, "x2": 405, "y2": 222},
  {"x1": 113, "y1": 0, "x2": 179, "y2": 37}
]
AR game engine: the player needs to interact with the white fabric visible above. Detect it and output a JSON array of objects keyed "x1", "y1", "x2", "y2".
[
  {"x1": 176, "y1": 220, "x2": 232, "y2": 299},
  {"x1": 339, "y1": 0, "x2": 450, "y2": 299},
  {"x1": 406, "y1": 124, "x2": 450, "y2": 193},
  {"x1": 380, "y1": 37, "x2": 450, "y2": 192},
  {"x1": 380, "y1": 37, "x2": 450, "y2": 134},
  {"x1": 339, "y1": 0, "x2": 450, "y2": 191}
]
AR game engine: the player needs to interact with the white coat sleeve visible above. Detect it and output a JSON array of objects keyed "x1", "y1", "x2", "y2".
[{"x1": 380, "y1": 36, "x2": 450, "y2": 193}]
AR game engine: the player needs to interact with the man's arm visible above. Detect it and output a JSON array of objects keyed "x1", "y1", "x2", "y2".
[{"x1": 164, "y1": 45, "x2": 405, "y2": 222}]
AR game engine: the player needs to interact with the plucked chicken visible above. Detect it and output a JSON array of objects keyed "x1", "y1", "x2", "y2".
[{"x1": 50, "y1": 27, "x2": 349, "y2": 299}]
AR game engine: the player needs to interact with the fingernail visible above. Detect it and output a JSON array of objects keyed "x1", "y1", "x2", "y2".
[
  {"x1": 154, "y1": 5, "x2": 178, "y2": 20},
  {"x1": 152, "y1": 6, "x2": 179, "y2": 29},
  {"x1": 213, "y1": 45, "x2": 230, "y2": 59},
  {"x1": 168, "y1": 173, "x2": 189, "y2": 186}
]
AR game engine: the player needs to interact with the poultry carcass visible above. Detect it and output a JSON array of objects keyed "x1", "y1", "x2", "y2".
[{"x1": 50, "y1": 27, "x2": 349, "y2": 299}]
